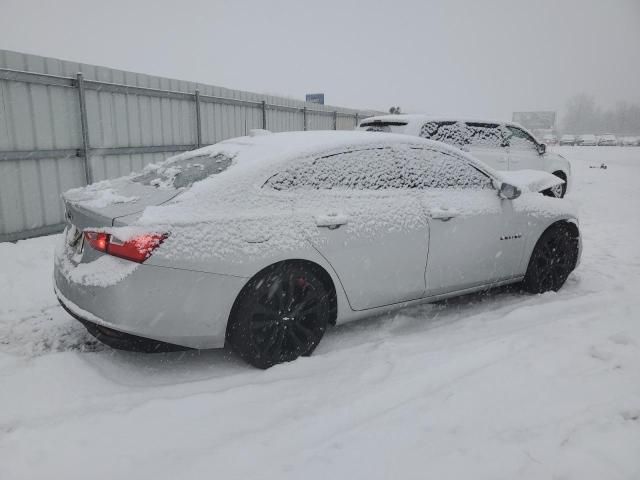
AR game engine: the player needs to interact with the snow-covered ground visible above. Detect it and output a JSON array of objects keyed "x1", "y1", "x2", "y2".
[{"x1": 1, "y1": 146, "x2": 639, "y2": 480}]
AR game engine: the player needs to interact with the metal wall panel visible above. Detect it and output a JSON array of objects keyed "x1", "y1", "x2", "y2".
[{"x1": 0, "y1": 49, "x2": 380, "y2": 241}]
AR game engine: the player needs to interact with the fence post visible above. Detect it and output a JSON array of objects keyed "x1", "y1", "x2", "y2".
[
  {"x1": 333, "y1": 111, "x2": 338, "y2": 130},
  {"x1": 261, "y1": 100, "x2": 267, "y2": 130},
  {"x1": 355, "y1": 112, "x2": 359, "y2": 128},
  {"x1": 194, "y1": 89, "x2": 202, "y2": 148},
  {"x1": 303, "y1": 107, "x2": 307, "y2": 131},
  {"x1": 76, "y1": 73, "x2": 92, "y2": 185}
]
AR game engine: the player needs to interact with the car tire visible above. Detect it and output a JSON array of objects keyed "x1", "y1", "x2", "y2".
[
  {"x1": 227, "y1": 262, "x2": 332, "y2": 369},
  {"x1": 522, "y1": 223, "x2": 579, "y2": 294},
  {"x1": 543, "y1": 172, "x2": 567, "y2": 198}
]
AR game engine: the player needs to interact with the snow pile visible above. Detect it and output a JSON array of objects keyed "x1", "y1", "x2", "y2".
[{"x1": 0, "y1": 236, "x2": 101, "y2": 356}]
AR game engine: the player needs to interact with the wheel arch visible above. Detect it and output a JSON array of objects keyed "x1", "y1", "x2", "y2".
[
  {"x1": 525, "y1": 218, "x2": 580, "y2": 266},
  {"x1": 522, "y1": 219, "x2": 581, "y2": 293},
  {"x1": 552, "y1": 170, "x2": 567, "y2": 181}
]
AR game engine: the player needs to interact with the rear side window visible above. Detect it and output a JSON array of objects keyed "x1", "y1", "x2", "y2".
[
  {"x1": 264, "y1": 146, "x2": 492, "y2": 191},
  {"x1": 133, "y1": 153, "x2": 233, "y2": 189},
  {"x1": 419, "y1": 121, "x2": 469, "y2": 148},
  {"x1": 466, "y1": 123, "x2": 508, "y2": 148}
]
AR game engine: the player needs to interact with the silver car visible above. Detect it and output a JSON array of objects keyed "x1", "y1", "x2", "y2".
[
  {"x1": 54, "y1": 131, "x2": 581, "y2": 368},
  {"x1": 357, "y1": 115, "x2": 572, "y2": 198}
]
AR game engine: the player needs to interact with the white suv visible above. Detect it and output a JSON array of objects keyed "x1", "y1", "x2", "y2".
[{"x1": 358, "y1": 114, "x2": 571, "y2": 197}]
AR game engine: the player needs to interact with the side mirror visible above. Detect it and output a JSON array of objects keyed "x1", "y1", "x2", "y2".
[
  {"x1": 498, "y1": 182, "x2": 521, "y2": 200},
  {"x1": 537, "y1": 143, "x2": 546, "y2": 155}
]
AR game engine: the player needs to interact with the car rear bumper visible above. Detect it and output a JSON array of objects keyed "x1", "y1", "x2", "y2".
[
  {"x1": 57, "y1": 295, "x2": 190, "y2": 352},
  {"x1": 54, "y1": 250, "x2": 248, "y2": 350}
]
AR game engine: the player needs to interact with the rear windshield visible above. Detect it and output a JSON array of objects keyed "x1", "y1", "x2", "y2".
[
  {"x1": 360, "y1": 120, "x2": 408, "y2": 132},
  {"x1": 132, "y1": 153, "x2": 233, "y2": 189}
]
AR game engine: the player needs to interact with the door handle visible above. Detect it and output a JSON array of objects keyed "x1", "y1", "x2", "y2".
[
  {"x1": 429, "y1": 207, "x2": 458, "y2": 221},
  {"x1": 315, "y1": 213, "x2": 349, "y2": 229}
]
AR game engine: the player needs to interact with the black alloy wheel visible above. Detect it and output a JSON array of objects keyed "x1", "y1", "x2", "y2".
[
  {"x1": 227, "y1": 262, "x2": 332, "y2": 369},
  {"x1": 523, "y1": 224, "x2": 579, "y2": 294}
]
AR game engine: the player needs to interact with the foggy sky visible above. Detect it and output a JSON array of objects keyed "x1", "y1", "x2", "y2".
[{"x1": 1, "y1": 0, "x2": 639, "y2": 120}]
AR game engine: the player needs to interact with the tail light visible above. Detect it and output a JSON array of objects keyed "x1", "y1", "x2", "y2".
[{"x1": 84, "y1": 231, "x2": 168, "y2": 263}]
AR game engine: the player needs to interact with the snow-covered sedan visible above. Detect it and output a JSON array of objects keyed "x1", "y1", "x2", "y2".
[
  {"x1": 597, "y1": 134, "x2": 617, "y2": 146},
  {"x1": 577, "y1": 134, "x2": 597, "y2": 146},
  {"x1": 54, "y1": 131, "x2": 581, "y2": 368},
  {"x1": 358, "y1": 115, "x2": 572, "y2": 198}
]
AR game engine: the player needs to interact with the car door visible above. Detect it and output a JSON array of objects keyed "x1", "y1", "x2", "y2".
[
  {"x1": 409, "y1": 148, "x2": 526, "y2": 296},
  {"x1": 264, "y1": 145, "x2": 430, "y2": 311},
  {"x1": 465, "y1": 122, "x2": 510, "y2": 171},
  {"x1": 506, "y1": 125, "x2": 545, "y2": 171}
]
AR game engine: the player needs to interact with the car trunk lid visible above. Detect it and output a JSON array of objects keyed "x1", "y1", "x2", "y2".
[{"x1": 62, "y1": 178, "x2": 180, "y2": 230}]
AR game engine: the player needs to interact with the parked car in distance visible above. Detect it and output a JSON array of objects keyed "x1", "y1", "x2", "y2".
[
  {"x1": 621, "y1": 136, "x2": 639, "y2": 146},
  {"x1": 597, "y1": 134, "x2": 617, "y2": 146},
  {"x1": 358, "y1": 114, "x2": 571, "y2": 198},
  {"x1": 542, "y1": 133, "x2": 558, "y2": 145},
  {"x1": 576, "y1": 134, "x2": 597, "y2": 146},
  {"x1": 559, "y1": 134, "x2": 577, "y2": 146},
  {"x1": 54, "y1": 131, "x2": 580, "y2": 368}
]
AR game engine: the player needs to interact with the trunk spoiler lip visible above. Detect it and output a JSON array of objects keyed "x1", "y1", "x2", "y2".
[{"x1": 110, "y1": 189, "x2": 183, "y2": 225}]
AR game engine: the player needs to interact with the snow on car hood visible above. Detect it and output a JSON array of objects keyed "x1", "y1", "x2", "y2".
[{"x1": 496, "y1": 170, "x2": 564, "y2": 193}]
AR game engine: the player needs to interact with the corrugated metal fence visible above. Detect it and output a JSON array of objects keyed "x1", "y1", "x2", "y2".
[{"x1": 0, "y1": 49, "x2": 379, "y2": 242}]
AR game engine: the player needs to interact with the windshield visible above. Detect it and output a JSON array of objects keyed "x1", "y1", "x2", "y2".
[{"x1": 132, "y1": 153, "x2": 233, "y2": 189}]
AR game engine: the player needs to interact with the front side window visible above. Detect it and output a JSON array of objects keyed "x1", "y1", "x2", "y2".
[
  {"x1": 506, "y1": 126, "x2": 538, "y2": 151},
  {"x1": 264, "y1": 146, "x2": 492, "y2": 191}
]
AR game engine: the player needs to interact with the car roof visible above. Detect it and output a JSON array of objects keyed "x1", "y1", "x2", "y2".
[
  {"x1": 136, "y1": 130, "x2": 504, "y2": 226},
  {"x1": 359, "y1": 113, "x2": 526, "y2": 129}
]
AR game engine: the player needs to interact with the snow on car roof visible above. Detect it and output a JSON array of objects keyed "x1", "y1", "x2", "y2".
[
  {"x1": 135, "y1": 130, "x2": 498, "y2": 227},
  {"x1": 359, "y1": 114, "x2": 523, "y2": 128},
  {"x1": 169, "y1": 130, "x2": 436, "y2": 166},
  {"x1": 358, "y1": 114, "x2": 541, "y2": 142},
  {"x1": 162, "y1": 130, "x2": 488, "y2": 188}
]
